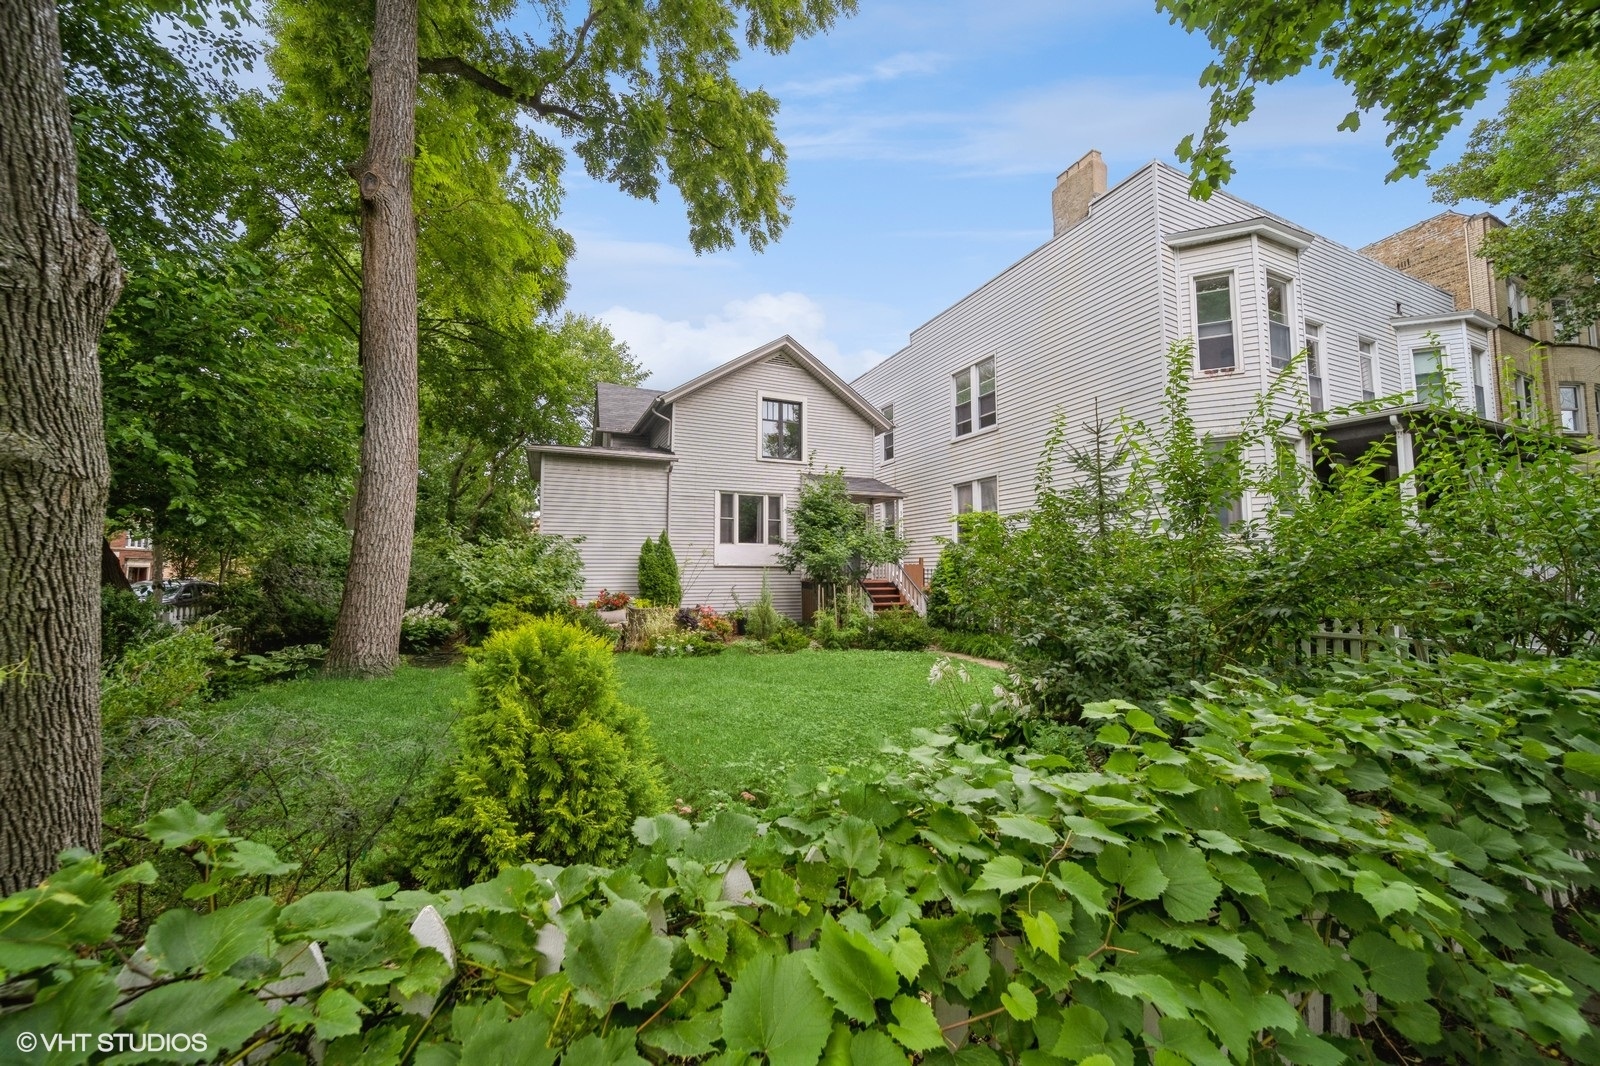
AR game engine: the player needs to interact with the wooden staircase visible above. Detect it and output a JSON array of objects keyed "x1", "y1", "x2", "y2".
[{"x1": 861, "y1": 578, "x2": 907, "y2": 612}]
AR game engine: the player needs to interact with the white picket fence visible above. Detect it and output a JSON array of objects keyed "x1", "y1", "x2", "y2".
[{"x1": 1300, "y1": 618, "x2": 1430, "y2": 662}]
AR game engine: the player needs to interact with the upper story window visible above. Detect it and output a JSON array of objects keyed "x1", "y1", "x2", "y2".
[
  {"x1": 1304, "y1": 322, "x2": 1324, "y2": 412},
  {"x1": 881, "y1": 403, "x2": 896, "y2": 460},
  {"x1": 1412, "y1": 347, "x2": 1446, "y2": 405},
  {"x1": 954, "y1": 476, "x2": 997, "y2": 515},
  {"x1": 1559, "y1": 384, "x2": 1584, "y2": 432},
  {"x1": 1195, "y1": 275, "x2": 1235, "y2": 371},
  {"x1": 1267, "y1": 279, "x2": 1293, "y2": 369},
  {"x1": 1358, "y1": 339, "x2": 1376, "y2": 401},
  {"x1": 719, "y1": 492, "x2": 784, "y2": 544},
  {"x1": 760, "y1": 398, "x2": 802, "y2": 460},
  {"x1": 1514, "y1": 372, "x2": 1535, "y2": 420},
  {"x1": 1506, "y1": 279, "x2": 1528, "y2": 328},
  {"x1": 126, "y1": 534, "x2": 151, "y2": 551},
  {"x1": 1470, "y1": 347, "x2": 1488, "y2": 417},
  {"x1": 954, "y1": 358, "x2": 996, "y2": 437}
]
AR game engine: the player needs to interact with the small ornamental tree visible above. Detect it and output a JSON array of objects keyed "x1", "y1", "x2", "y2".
[
  {"x1": 638, "y1": 531, "x2": 681, "y2": 605},
  {"x1": 391, "y1": 618, "x2": 664, "y2": 889},
  {"x1": 777, "y1": 469, "x2": 906, "y2": 617}
]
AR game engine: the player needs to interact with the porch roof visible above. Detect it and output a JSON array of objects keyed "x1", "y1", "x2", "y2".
[{"x1": 841, "y1": 475, "x2": 904, "y2": 499}]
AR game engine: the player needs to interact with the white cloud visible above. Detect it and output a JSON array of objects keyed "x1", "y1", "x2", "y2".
[
  {"x1": 780, "y1": 77, "x2": 1388, "y2": 175},
  {"x1": 778, "y1": 50, "x2": 947, "y2": 98},
  {"x1": 597, "y1": 293, "x2": 889, "y2": 386}
]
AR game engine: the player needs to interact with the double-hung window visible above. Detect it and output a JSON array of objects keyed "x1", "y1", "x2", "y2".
[
  {"x1": 881, "y1": 403, "x2": 896, "y2": 460},
  {"x1": 1412, "y1": 347, "x2": 1446, "y2": 405},
  {"x1": 953, "y1": 359, "x2": 996, "y2": 436},
  {"x1": 1513, "y1": 372, "x2": 1535, "y2": 419},
  {"x1": 126, "y1": 534, "x2": 152, "y2": 550},
  {"x1": 1559, "y1": 385, "x2": 1584, "y2": 432},
  {"x1": 1358, "y1": 339, "x2": 1376, "y2": 401},
  {"x1": 1195, "y1": 275, "x2": 1235, "y2": 371},
  {"x1": 1267, "y1": 279, "x2": 1293, "y2": 369},
  {"x1": 760, "y1": 399, "x2": 802, "y2": 460},
  {"x1": 954, "y1": 477, "x2": 997, "y2": 515},
  {"x1": 1470, "y1": 347, "x2": 1488, "y2": 416},
  {"x1": 719, "y1": 492, "x2": 784, "y2": 544},
  {"x1": 1304, "y1": 322, "x2": 1324, "y2": 411}
]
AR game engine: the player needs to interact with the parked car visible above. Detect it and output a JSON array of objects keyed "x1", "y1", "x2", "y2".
[
  {"x1": 161, "y1": 580, "x2": 218, "y2": 607},
  {"x1": 129, "y1": 581, "x2": 156, "y2": 601}
]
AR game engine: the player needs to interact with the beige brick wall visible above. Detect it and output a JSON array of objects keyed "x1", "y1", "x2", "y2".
[{"x1": 1361, "y1": 212, "x2": 1478, "y2": 313}]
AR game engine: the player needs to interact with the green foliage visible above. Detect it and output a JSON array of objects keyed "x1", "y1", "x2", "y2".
[
  {"x1": 100, "y1": 625, "x2": 223, "y2": 735},
  {"x1": 638, "y1": 531, "x2": 683, "y2": 606},
  {"x1": 926, "y1": 511, "x2": 1010, "y2": 633},
  {"x1": 764, "y1": 623, "x2": 811, "y2": 653},
  {"x1": 1430, "y1": 57, "x2": 1600, "y2": 335},
  {"x1": 400, "y1": 602, "x2": 457, "y2": 654},
  {"x1": 14, "y1": 655, "x2": 1598, "y2": 1063},
  {"x1": 100, "y1": 586, "x2": 164, "y2": 666},
  {"x1": 449, "y1": 534, "x2": 585, "y2": 640},
  {"x1": 859, "y1": 607, "x2": 933, "y2": 652},
  {"x1": 778, "y1": 469, "x2": 907, "y2": 599},
  {"x1": 391, "y1": 619, "x2": 665, "y2": 888},
  {"x1": 1157, "y1": 0, "x2": 1600, "y2": 193},
  {"x1": 214, "y1": 518, "x2": 350, "y2": 652},
  {"x1": 747, "y1": 571, "x2": 783, "y2": 642},
  {"x1": 931, "y1": 627, "x2": 1012, "y2": 662}
]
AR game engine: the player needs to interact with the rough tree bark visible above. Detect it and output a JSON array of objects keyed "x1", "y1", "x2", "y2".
[
  {"x1": 325, "y1": 0, "x2": 420, "y2": 676},
  {"x1": 0, "y1": 0, "x2": 122, "y2": 893}
]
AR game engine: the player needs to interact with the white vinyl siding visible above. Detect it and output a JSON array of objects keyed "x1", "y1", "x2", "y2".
[{"x1": 537, "y1": 455, "x2": 669, "y2": 603}]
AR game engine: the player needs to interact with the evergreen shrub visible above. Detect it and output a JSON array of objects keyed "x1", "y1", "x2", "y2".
[
  {"x1": 637, "y1": 531, "x2": 682, "y2": 605},
  {"x1": 391, "y1": 618, "x2": 664, "y2": 888}
]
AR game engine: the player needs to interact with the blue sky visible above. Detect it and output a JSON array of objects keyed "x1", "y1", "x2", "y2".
[{"x1": 549, "y1": 0, "x2": 1501, "y2": 388}]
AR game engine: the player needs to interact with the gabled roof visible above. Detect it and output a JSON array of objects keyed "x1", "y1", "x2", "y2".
[
  {"x1": 596, "y1": 382, "x2": 664, "y2": 434},
  {"x1": 657, "y1": 336, "x2": 892, "y2": 433}
]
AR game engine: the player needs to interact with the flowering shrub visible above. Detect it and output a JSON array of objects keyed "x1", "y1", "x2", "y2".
[
  {"x1": 591, "y1": 589, "x2": 631, "y2": 610},
  {"x1": 676, "y1": 604, "x2": 734, "y2": 641},
  {"x1": 400, "y1": 601, "x2": 456, "y2": 653}
]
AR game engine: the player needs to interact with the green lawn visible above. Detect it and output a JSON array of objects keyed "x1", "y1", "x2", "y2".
[
  {"x1": 218, "y1": 665, "x2": 468, "y2": 795},
  {"x1": 217, "y1": 649, "x2": 999, "y2": 807},
  {"x1": 615, "y1": 648, "x2": 1001, "y2": 806}
]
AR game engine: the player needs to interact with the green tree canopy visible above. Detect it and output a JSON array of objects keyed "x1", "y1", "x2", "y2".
[
  {"x1": 777, "y1": 470, "x2": 906, "y2": 591},
  {"x1": 1156, "y1": 0, "x2": 1600, "y2": 194},
  {"x1": 1429, "y1": 57, "x2": 1600, "y2": 334}
]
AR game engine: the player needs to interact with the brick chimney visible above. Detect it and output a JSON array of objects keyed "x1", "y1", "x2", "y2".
[{"x1": 1052, "y1": 149, "x2": 1107, "y2": 236}]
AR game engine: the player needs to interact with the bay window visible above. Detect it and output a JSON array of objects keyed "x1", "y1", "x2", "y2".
[
  {"x1": 1267, "y1": 279, "x2": 1292, "y2": 369},
  {"x1": 1412, "y1": 347, "x2": 1446, "y2": 405}
]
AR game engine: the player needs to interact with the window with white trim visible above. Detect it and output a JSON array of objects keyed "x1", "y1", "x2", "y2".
[
  {"x1": 881, "y1": 403, "x2": 895, "y2": 460},
  {"x1": 1470, "y1": 347, "x2": 1488, "y2": 417},
  {"x1": 1304, "y1": 322, "x2": 1324, "y2": 412},
  {"x1": 1206, "y1": 437, "x2": 1244, "y2": 530},
  {"x1": 1412, "y1": 347, "x2": 1446, "y2": 405},
  {"x1": 126, "y1": 534, "x2": 152, "y2": 550},
  {"x1": 1358, "y1": 339, "x2": 1376, "y2": 401},
  {"x1": 954, "y1": 477, "x2": 997, "y2": 515},
  {"x1": 1559, "y1": 384, "x2": 1584, "y2": 432},
  {"x1": 1514, "y1": 372, "x2": 1535, "y2": 420},
  {"x1": 1267, "y1": 278, "x2": 1293, "y2": 369},
  {"x1": 1194, "y1": 274, "x2": 1235, "y2": 371},
  {"x1": 953, "y1": 359, "x2": 996, "y2": 436},
  {"x1": 760, "y1": 399, "x2": 802, "y2": 460},
  {"x1": 718, "y1": 492, "x2": 784, "y2": 544}
]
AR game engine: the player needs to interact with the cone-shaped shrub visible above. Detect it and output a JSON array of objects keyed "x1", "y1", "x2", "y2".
[
  {"x1": 394, "y1": 618, "x2": 664, "y2": 888},
  {"x1": 638, "y1": 530, "x2": 682, "y2": 605}
]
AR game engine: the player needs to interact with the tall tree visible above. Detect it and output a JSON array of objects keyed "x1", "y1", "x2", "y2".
[
  {"x1": 1429, "y1": 57, "x2": 1600, "y2": 333},
  {"x1": 325, "y1": 0, "x2": 421, "y2": 675},
  {"x1": 264, "y1": 0, "x2": 858, "y2": 674},
  {"x1": 0, "y1": 0, "x2": 122, "y2": 893},
  {"x1": 1155, "y1": 0, "x2": 1600, "y2": 194}
]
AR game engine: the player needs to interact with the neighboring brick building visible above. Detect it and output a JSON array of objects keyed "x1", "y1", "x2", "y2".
[
  {"x1": 1363, "y1": 211, "x2": 1600, "y2": 438},
  {"x1": 109, "y1": 530, "x2": 155, "y2": 584}
]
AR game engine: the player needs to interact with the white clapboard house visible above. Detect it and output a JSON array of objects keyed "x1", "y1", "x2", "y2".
[
  {"x1": 531, "y1": 337, "x2": 901, "y2": 617},
  {"x1": 538, "y1": 151, "x2": 1504, "y2": 616},
  {"x1": 851, "y1": 150, "x2": 1498, "y2": 579}
]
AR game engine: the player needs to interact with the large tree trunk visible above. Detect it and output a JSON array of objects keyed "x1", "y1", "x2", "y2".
[
  {"x1": 0, "y1": 0, "x2": 122, "y2": 894},
  {"x1": 325, "y1": 0, "x2": 419, "y2": 676}
]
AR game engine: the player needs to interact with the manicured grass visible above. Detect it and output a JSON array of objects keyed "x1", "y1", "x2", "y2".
[
  {"x1": 214, "y1": 650, "x2": 1000, "y2": 808},
  {"x1": 613, "y1": 648, "x2": 1002, "y2": 806},
  {"x1": 216, "y1": 665, "x2": 468, "y2": 794}
]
